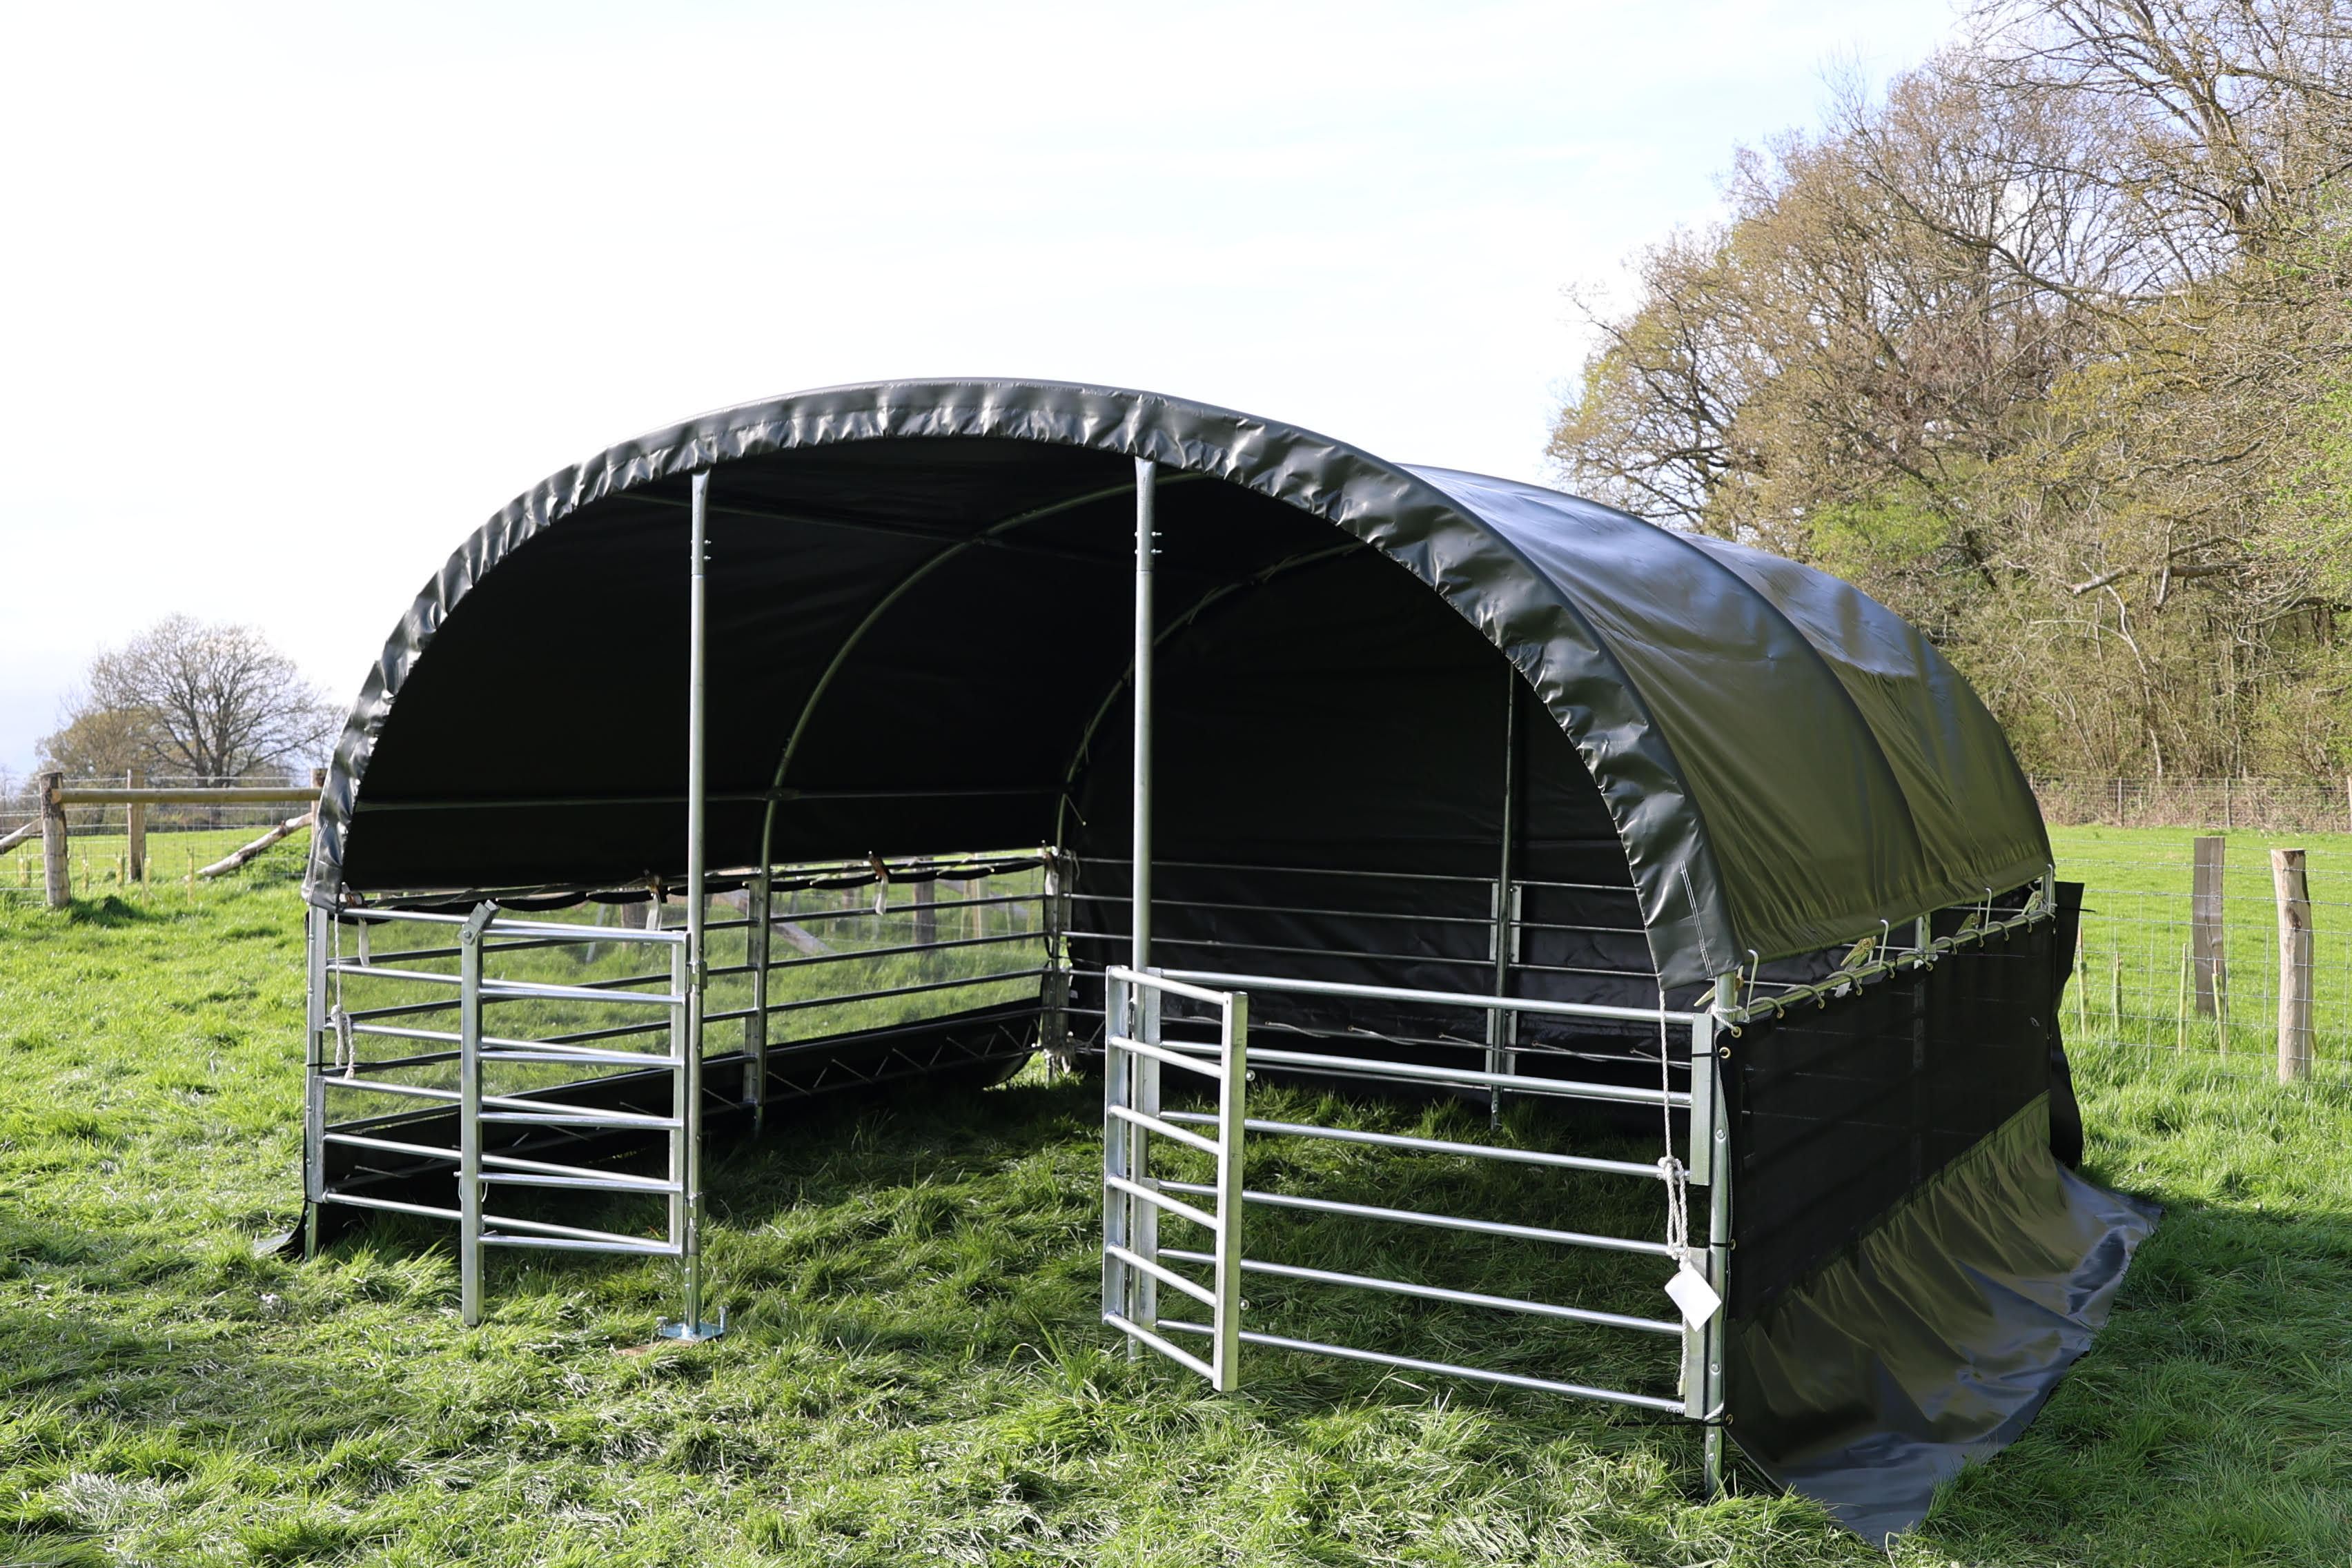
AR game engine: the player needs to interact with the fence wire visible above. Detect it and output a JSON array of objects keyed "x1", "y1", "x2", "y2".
[
  {"x1": 2062, "y1": 832, "x2": 2346, "y2": 1082},
  {"x1": 0, "y1": 772, "x2": 318, "y2": 898},
  {"x1": 2036, "y1": 776, "x2": 2352, "y2": 836}
]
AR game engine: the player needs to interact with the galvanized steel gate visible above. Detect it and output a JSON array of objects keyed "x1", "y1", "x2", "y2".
[{"x1": 1101, "y1": 963, "x2": 1735, "y2": 1473}]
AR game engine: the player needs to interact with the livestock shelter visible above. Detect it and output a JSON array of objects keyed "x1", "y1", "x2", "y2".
[{"x1": 300, "y1": 379, "x2": 2154, "y2": 1537}]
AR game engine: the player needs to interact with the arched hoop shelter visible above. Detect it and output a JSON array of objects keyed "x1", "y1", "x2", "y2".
[{"x1": 302, "y1": 380, "x2": 2153, "y2": 1539}]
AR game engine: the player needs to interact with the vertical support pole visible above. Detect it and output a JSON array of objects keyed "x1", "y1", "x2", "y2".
[
  {"x1": 40, "y1": 771, "x2": 67, "y2": 909},
  {"x1": 2191, "y1": 835, "x2": 2225, "y2": 1018},
  {"x1": 1695, "y1": 970, "x2": 1739, "y2": 1495},
  {"x1": 126, "y1": 767, "x2": 146, "y2": 883},
  {"x1": 1212, "y1": 989, "x2": 1248, "y2": 1392},
  {"x1": 1041, "y1": 853, "x2": 1070, "y2": 1064},
  {"x1": 1488, "y1": 668, "x2": 1518, "y2": 1128},
  {"x1": 1910, "y1": 914, "x2": 1932, "y2": 1188},
  {"x1": 458, "y1": 901, "x2": 495, "y2": 1327},
  {"x1": 302, "y1": 903, "x2": 329, "y2": 1259},
  {"x1": 663, "y1": 467, "x2": 721, "y2": 1341},
  {"x1": 2274, "y1": 848, "x2": 2312, "y2": 1084},
  {"x1": 1132, "y1": 458, "x2": 1155, "y2": 976},
  {"x1": 1681, "y1": 1002, "x2": 1714, "y2": 1427}
]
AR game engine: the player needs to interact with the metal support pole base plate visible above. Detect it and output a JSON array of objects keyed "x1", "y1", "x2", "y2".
[{"x1": 656, "y1": 1311, "x2": 727, "y2": 1342}]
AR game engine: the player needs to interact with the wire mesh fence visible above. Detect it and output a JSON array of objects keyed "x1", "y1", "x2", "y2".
[
  {"x1": 2035, "y1": 776, "x2": 2352, "y2": 835},
  {"x1": 2054, "y1": 826, "x2": 2346, "y2": 1083}
]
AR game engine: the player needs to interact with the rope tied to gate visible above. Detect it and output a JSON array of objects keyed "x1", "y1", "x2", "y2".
[
  {"x1": 1655, "y1": 992, "x2": 1692, "y2": 1268},
  {"x1": 1658, "y1": 1152, "x2": 1691, "y2": 1264},
  {"x1": 1656, "y1": 986, "x2": 1721, "y2": 1329}
]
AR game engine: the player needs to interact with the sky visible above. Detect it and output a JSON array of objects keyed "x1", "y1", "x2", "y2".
[{"x1": 0, "y1": 0, "x2": 1964, "y2": 777}]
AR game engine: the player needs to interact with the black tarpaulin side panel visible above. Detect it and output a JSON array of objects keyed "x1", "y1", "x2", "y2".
[
  {"x1": 1728, "y1": 1097, "x2": 2157, "y2": 1541},
  {"x1": 1729, "y1": 912, "x2": 2059, "y2": 1315}
]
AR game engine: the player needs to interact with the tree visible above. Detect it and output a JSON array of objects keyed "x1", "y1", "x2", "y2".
[
  {"x1": 37, "y1": 616, "x2": 340, "y2": 781},
  {"x1": 1549, "y1": 0, "x2": 2352, "y2": 779}
]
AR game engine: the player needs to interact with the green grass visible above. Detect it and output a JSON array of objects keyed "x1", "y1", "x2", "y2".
[
  {"x1": 0, "y1": 835, "x2": 2347, "y2": 1564},
  {"x1": 1, "y1": 825, "x2": 291, "y2": 899}
]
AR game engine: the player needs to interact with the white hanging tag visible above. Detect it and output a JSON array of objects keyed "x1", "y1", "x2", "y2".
[{"x1": 1665, "y1": 1260, "x2": 1721, "y2": 1326}]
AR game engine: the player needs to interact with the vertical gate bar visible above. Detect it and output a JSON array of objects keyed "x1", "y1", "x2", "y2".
[
  {"x1": 1488, "y1": 668, "x2": 1518, "y2": 1127},
  {"x1": 668, "y1": 940, "x2": 689, "y2": 1290},
  {"x1": 1132, "y1": 982, "x2": 1161, "y2": 1333},
  {"x1": 1103, "y1": 973, "x2": 1134, "y2": 1350},
  {"x1": 1213, "y1": 989, "x2": 1248, "y2": 1391},
  {"x1": 303, "y1": 903, "x2": 329, "y2": 1259},
  {"x1": 752, "y1": 788, "x2": 781, "y2": 1114},
  {"x1": 458, "y1": 903, "x2": 493, "y2": 1327},
  {"x1": 746, "y1": 865, "x2": 770, "y2": 1127},
  {"x1": 1133, "y1": 458, "x2": 1155, "y2": 975},
  {"x1": 665, "y1": 467, "x2": 718, "y2": 1341}
]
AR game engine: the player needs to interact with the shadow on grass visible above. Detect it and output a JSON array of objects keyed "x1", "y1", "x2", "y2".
[
  {"x1": 1916, "y1": 1185, "x2": 2352, "y2": 1562},
  {"x1": 57, "y1": 895, "x2": 167, "y2": 928}
]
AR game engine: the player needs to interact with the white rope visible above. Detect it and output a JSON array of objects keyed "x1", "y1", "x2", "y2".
[
  {"x1": 1656, "y1": 988, "x2": 1691, "y2": 1266},
  {"x1": 1656, "y1": 985, "x2": 1723, "y2": 1332}
]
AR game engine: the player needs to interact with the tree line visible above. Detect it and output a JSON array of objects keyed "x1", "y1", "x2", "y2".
[{"x1": 1551, "y1": 0, "x2": 2352, "y2": 780}]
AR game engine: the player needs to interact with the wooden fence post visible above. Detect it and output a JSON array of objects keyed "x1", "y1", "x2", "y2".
[
  {"x1": 39, "y1": 772, "x2": 68, "y2": 909},
  {"x1": 126, "y1": 766, "x2": 146, "y2": 883},
  {"x1": 2273, "y1": 848, "x2": 2313, "y2": 1084},
  {"x1": 912, "y1": 868, "x2": 936, "y2": 947},
  {"x1": 2191, "y1": 835, "x2": 2227, "y2": 1019}
]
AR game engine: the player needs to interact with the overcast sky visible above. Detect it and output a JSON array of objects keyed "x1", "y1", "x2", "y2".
[{"x1": 0, "y1": 0, "x2": 1962, "y2": 776}]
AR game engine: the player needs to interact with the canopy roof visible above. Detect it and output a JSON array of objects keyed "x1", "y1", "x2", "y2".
[{"x1": 308, "y1": 379, "x2": 2048, "y2": 988}]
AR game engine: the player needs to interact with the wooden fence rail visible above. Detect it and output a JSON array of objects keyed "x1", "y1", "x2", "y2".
[{"x1": 24, "y1": 769, "x2": 324, "y2": 908}]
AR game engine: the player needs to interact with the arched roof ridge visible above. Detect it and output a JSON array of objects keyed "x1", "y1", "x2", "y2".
[{"x1": 308, "y1": 378, "x2": 2046, "y2": 985}]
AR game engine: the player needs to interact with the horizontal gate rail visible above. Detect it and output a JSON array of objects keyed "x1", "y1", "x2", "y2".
[
  {"x1": 1155, "y1": 1179, "x2": 1676, "y2": 1257},
  {"x1": 1150, "y1": 1037, "x2": 1687, "y2": 1108},
  {"x1": 1157, "y1": 1247, "x2": 1681, "y2": 1334},
  {"x1": 1159, "y1": 967, "x2": 1700, "y2": 1028},
  {"x1": 1152, "y1": 1320, "x2": 1686, "y2": 1413},
  {"x1": 1159, "y1": 1111, "x2": 1667, "y2": 1179}
]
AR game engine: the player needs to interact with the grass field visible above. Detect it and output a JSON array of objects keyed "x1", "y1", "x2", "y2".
[{"x1": 1, "y1": 832, "x2": 2348, "y2": 1565}]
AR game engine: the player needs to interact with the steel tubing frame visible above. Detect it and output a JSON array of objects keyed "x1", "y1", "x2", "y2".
[
  {"x1": 1104, "y1": 465, "x2": 1738, "y2": 1480},
  {"x1": 1099, "y1": 960, "x2": 1733, "y2": 1467},
  {"x1": 1104, "y1": 968, "x2": 1247, "y2": 1391}
]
